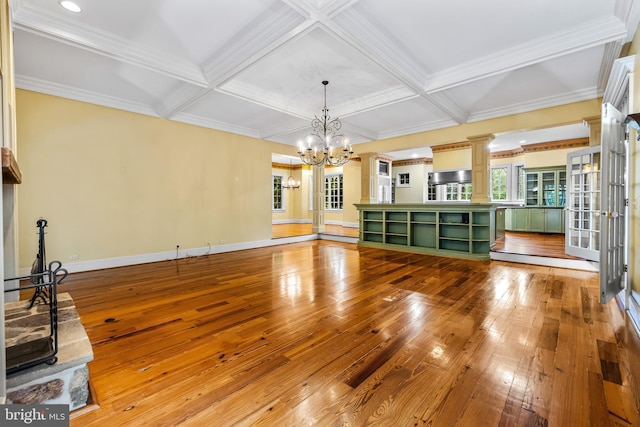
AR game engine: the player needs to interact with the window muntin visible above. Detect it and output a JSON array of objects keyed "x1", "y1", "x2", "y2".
[
  {"x1": 491, "y1": 167, "x2": 508, "y2": 201},
  {"x1": 325, "y1": 174, "x2": 343, "y2": 210},
  {"x1": 272, "y1": 175, "x2": 284, "y2": 211}
]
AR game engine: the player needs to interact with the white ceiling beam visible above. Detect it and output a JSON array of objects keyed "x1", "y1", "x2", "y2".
[{"x1": 201, "y1": 4, "x2": 311, "y2": 87}]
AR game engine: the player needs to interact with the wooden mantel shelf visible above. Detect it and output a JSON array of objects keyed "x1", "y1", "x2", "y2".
[{"x1": 2, "y1": 147, "x2": 22, "y2": 184}]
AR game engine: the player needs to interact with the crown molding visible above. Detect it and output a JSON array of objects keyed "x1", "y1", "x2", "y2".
[
  {"x1": 467, "y1": 87, "x2": 599, "y2": 124},
  {"x1": 603, "y1": 55, "x2": 635, "y2": 106},
  {"x1": 272, "y1": 162, "x2": 304, "y2": 170},
  {"x1": 393, "y1": 158, "x2": 433, "y2": 166},
  {"x1": 615, "y1": 0, "x2": 640, "y2": 42},
  {"x1": 521, "y1": 137, "x2": 589, "y2": 153},
  {"x1": 598, "y1": 41, "x2": 624, "y2": 93},
  {"x1": 16, "y1": 75, "x2": 158, "y2": 117},
  {"x1": 12, "y1": 5, "x2": 207, "y2": 87},
  {"x1": 426, "y1": 16, "x2": 627, "y2": 92},
  {"x1": 431, "y1": 141, "x2": 471, "y2": 153},
  {"x1": 491, "y1": 148, "x2": 525, "y2": 159},
  {"x1": 170, "y1": 112, "x2": 261, "y2": 139}
]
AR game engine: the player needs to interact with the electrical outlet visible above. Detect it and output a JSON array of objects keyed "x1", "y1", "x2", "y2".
[{"x1": 70, "y1": 254, "x2": 79, "y2": 260}]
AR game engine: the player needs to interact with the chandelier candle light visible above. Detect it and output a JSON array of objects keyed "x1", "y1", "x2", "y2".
[
  {"x1": 283, "y1": 159, "x2": 300, "y2": 189},
  {"x1": 298, "y1": 81, "x2": 353, "y2": 166}
]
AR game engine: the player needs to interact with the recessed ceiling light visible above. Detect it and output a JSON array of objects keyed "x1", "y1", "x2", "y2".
[
  {"x1": 412, "y1": 153, "x2": 418, "y2": 158},
  {"x1": 60, "y1": 1, "x2": 82, "y2": 13},
  {"x1": 520, "y1": 140, "x2": 526, "y2": 144}
]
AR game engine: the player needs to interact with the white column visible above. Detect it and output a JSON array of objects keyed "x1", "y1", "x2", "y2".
[{"x1": 312, "y1": 163, "x2": 325, "y2": 233}]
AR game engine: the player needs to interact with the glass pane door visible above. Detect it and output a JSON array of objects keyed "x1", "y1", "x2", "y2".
[
  {"x1": 565, "y1": 146, "x2": 601, "y2": 260},
  {"x1": 542, "y1": 172, "x2": 555, "y2": 206},
  {"x1": 525, "y1": 172, "x2": 538, "y2": 205},
  {"x1": 600, "y1": 103, "x2": 627, "y2": 303}
]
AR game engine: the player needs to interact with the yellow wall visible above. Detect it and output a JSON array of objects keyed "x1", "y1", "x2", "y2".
[
  {"x1": 342, "y1": 161, "x2": 361, "y2": 224},
  {"x1": 17, "y1": 90, "x2": 288, "y2": 268},
  {"x1": 491, "y1": 155, "x2": 524, "y2": 166},
  {"x1": 393, "y1": 163, "x2": 427, "y2": 203},
  {"x1": 433, "y1": 148, "x2": 471, "y2": 170},
  {"x1": 524, "y1": 147, "x2": 584, "y2": 168},
  {"x1": 321, "y1": 163, "x2": 361, "y2": 226}
]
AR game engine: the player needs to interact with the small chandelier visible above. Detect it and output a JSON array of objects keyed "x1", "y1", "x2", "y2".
[
  {"x1": 298, "y1": 80, "x2": 353, "y2": 166},
  {"x1": 282, "y1": 160, "x2": 300, "y2": 189}
]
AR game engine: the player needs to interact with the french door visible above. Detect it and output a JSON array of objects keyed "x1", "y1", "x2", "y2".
[
  {"x1": 565, "y1": 146, "x2": 601, "y2": 261},
  {"x1": 599, "y1": 103, "x2": 628, "y2": 304}
]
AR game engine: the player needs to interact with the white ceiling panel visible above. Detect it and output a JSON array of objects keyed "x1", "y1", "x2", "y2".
[
  {"x1": 224, "y1": 27, "x2": 411, "y2": 118},
  {"x1": 10, "y1": 0, "x2": 639, "y2": 160},
  {"x1": 350, "y1": 0, "x2": 616, "y2": 71},
  {"x1": 448, "y1": 46, "x2": 604, "y2": 117},
  {"x1": 343, "y1": 96, "x2": 455, "y2": 138},
  {"x1": 14, "y1": 29, "x2": 180, "y2": 108}
]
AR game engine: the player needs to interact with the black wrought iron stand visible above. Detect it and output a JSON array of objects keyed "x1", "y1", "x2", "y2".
[
  {"x1": 28, "y1": 218, "x2": 48, "y2": 308},
  {"x1": 4, "y1": 260, "x2": 68, "y2": 374}
]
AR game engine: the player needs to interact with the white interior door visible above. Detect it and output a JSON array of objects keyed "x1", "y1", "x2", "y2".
[
  {"x1": 600, "y1": 102, "x2": 628, "y2": 304},
  {"x1": 565, "y1": 146, "x2": 601, "y2": 260}
]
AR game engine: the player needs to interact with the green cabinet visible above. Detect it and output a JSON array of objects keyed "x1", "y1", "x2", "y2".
[
  {"x1": 506, "y1": 207, "x2": 564, "y2": 233},
  {"x1": 356, "y1": 203, "x2": 496, "y2": 260},
  {"x1": 544, "y1": 208, "x2": 564, "y2": 233},
  {"x1": 525, "y1": 167, "x2": 566, "y2": 207}
]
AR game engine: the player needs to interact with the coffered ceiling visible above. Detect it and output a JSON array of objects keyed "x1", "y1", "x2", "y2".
[{"x1": 10, "y1": 0, "x2": 640, "y2": 158}]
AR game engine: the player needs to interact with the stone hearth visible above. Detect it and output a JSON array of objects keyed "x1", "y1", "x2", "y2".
[{"x1": 4, "y1": 292, "x2": 94, "y2": 411}]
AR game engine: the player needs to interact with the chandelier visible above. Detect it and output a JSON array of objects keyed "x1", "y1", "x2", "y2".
[
  {"x1": 282, "y1": 160, "x2": 300, "y2": 189},
  {"x1": 298, "y1": 81, "x2": 353, "y2": 166}
]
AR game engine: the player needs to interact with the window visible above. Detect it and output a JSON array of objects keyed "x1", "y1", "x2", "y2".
[
  {"x1": 491, "y1": 167, "x2": 508, "y2": 201},
  {"x1": 325, "y1": 174, "x2": 343, "y2": 210},
  {"x1": 396, "y1": 172, "x2": 410, "y2": 187},
  {"x1": 441, "y1": 183, "x2": 472, "y2": 201},
  {"x1": 427, "y1": 184, "x2": 437, "y2": 201},
  {"x1": 445, "y1": 183, "x2": 458, "y2": 200},
  {"x1": 272, "y1": 175, "x2": 284, "y2": 211},
  {"x1": 378, "y1": 161, "x2": 389, "y2": 176},
  {"x1": 460, "y1": 183, "x2": 472, "y2": 200}
]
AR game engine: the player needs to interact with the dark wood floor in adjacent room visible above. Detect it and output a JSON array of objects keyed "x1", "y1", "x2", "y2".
[{"x1": 60, "y1": 241, "x2": 639, "y2": 426}]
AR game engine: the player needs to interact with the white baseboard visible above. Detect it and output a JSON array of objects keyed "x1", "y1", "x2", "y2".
[
  {"x1": 272, "y1": 219, "x2": 312, "y2": 225},
  {"x1": 272, "y1": 219, "x2": 357, "y2": 228},
  {"x1": 20, "y1": 235, "x2": 320, "y2": 275}
]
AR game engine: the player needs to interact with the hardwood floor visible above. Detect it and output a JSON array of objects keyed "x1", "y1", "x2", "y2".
[
  {"x1": 59, "y1": 241, "x2": 639, "y2": 426},
  {"x1": 493, "y1": 231, "x2": 581, "y2": 260}
]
